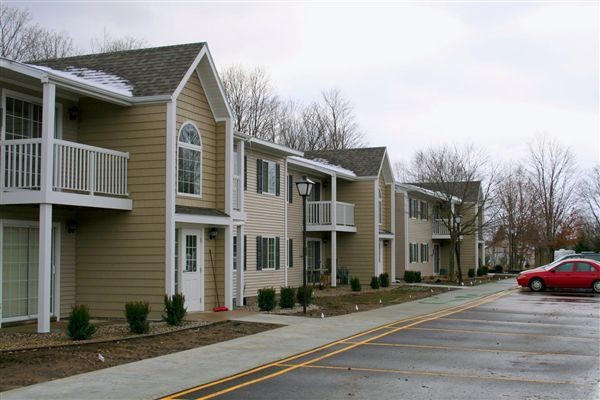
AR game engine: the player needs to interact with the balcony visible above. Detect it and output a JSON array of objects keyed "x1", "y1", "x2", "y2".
[
  {"x1": 1, "y1": 138, "x2": 131, "y2": 210},
  {"x1": 432, "y1": 219, "x2": 450, "y2": 239},
  {"x1": 307, "y1": 201, "x2": 356, "y2": 232}
]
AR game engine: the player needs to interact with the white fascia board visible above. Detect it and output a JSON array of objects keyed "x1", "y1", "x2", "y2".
[
  {"x1": 174, "y1": 213, "x2": 232, "y2": 226},
  {"x1": 199, "y1": 45, "x2": 234, "y2": 119},
  {"x1": 245, "y1": 137, "x2": 303, "y2": 157},
  {"x1": 287, "y1": 156, "x2": 357, "y2": 180}
]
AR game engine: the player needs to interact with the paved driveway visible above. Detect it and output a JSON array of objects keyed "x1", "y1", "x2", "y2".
[{"x1": 165, "y1": 289, "x2": 600, "y2": 400}]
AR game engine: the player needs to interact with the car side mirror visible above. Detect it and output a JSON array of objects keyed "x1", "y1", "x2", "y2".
[{"x1": 550, "y1": 269, "x2": 556, "y2": 273}]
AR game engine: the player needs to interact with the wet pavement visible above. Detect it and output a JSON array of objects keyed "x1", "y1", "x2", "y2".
[{"x1": 165, "y1": 289, "x2": 600, "y2": 400}]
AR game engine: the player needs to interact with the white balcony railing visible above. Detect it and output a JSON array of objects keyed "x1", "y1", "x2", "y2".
[
  {"x1": 2, "y1": 138, "x2": 129, "y2": 197},
  {"x1": 307, "y1": 201, "x2": 355, "y2": 227},
  {"x1": 232, "y1": 175, "x2": 241, "y2": 211},
  {"x1": 432, "y1": 219, "x2": 450, "y2": 236}
]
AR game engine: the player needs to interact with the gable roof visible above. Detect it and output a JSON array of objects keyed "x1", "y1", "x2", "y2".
[
  {"x1": 410, "y1": 181, "x2": 481, "y2": 203},
  {"x1": 30, "y1": 42, "x2": 205, "y2": 97},
  {"x1": 304, "y1": 147, "x2": 387, "y2": 177}
]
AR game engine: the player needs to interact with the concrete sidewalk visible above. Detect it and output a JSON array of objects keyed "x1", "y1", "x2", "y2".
[{"x1": 2, "y1": 280, "x2": 517, "y2": 400}]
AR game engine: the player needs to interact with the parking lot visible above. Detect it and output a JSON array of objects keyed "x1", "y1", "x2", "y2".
[{"x1": 165, "y1": 289, "x2": 600, "y2": 400}]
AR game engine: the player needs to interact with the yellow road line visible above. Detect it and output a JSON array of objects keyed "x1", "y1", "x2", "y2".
[
  {"x1": 275, "y1": 363, "x2": 592, "y2": 387},
  {"x1": 181, "y1": 290, "x2": 511, "y2": 400},
  {"x1": 408, "y1": 327, "x2": 599, "y2": 341},
  {"x1": 338, "y1": 341, "x2": 595, "y2": 357}
]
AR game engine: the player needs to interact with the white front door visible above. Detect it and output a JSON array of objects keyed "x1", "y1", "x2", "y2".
[{"x1": 180, "y1": 229, "x2": 204, "y2": 312}]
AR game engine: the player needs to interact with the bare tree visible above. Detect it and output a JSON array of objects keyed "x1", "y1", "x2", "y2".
[
  {"x1": 527, "y1": 136, "x2": 578, "y2": 264},
  {"x1": 393, "y1": 160, "x2": 409, "y2": 182},
  {"x1": 577, "y1": 165, "x2": 600, "y2": 250},
  {"x1": 221, "y1": 65, "x2": 280, "y2": 141},
  {"x1": 494, "y1": 164, "x2": 538, "y2": 270},
  {"x1": 317, "y1": 88, "x2": 364, "y2": 150},
  {"x1": 90, "y1": 28, "x2": 147, "y2": 53},
  {"x1": 409, "y1": 144, "x2": 497, "y2": 282},
  {"x1": 1, "y1": 4, "x2": 76, "y2": 61}
]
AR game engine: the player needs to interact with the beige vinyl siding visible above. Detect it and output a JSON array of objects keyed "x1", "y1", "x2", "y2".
[
  {"x1": 76, "y1": 100, "x2": 167, "y2": 318},
  {"x1": 404, "y1": 195, "x2": 434, "y2": 277},
  {"x1": 0, "y1": 205, "x2": 76, "y2": 318},
  {"x1": 336, "y1": 179, "x2": 375, "y2": 283},
  {"x1": 458, "y1": 206, "x2": 477, "y2": 271},
  {"x1": 394, "y1": 191, "x2": 406, "y2": 278},
  {"x1": 175, "y1": 72, "x2": 224, "y2": 211},
  {"x1": 243, "y1": 148, "x2": 286, "y2": 296}
]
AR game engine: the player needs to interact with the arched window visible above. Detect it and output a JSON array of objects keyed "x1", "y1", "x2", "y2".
[{"x1": 177, "y1": 122, "x2": 202, "y2": 195}]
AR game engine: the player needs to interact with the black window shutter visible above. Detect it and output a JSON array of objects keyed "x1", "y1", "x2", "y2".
[
  {"x1": 256, "y1": 159, "x2": 263, "y2": 193},
  {"x1": 262, "y1": 237, "x2": 269, "y2": 269},
  {"x1": 244, "y1": 235, "x2": 247, "y2": 271},
  {"x1": 275, "y1": 164, "x2": 280, "y2": 196},
  {"x1": 315, "y1": 242, "x2": 321, "y2": 268},
  {"x1": 288, "y1": 238, "x2": 293, "y2": 267},
  {"x1": 288, "y1": 175, "x2": 293, "y2": 203},
  {"x1": 256, "y1": 236, "x2": 262, "y2": 270},
  {"x1": 244, "y1": 156, "x2": 247, "y2": 191},
  {"x1": 233, "y1": 236, "x2": 237, "y2": 270},
  {"x1": 275, "y1": 237, "x2": 280, "y2": 269}
]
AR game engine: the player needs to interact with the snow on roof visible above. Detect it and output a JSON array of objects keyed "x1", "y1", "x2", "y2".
[
  {"x1": 30, "y1": 64, "x2": 134, "y2": 97},
  {"x1": 289, "y1": 155, "x2": 357, "y2": 178},
  {"x1": 398, "y1": 183, "x2": 462, "y2": 203}
]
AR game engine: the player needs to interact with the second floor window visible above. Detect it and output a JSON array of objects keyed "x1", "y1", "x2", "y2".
[
  {"x1": 419, "y1": 201, "x2": 428, "y2": 220},
  {"x1": 256, "y1": 159, "x2": 280, "y2": 196},
  {"x1": 178, "y1": 122, "x2": 202, "y2": 196},
  {"x1": 378, "y1": 188, "x2": 383, "y2": 225}
]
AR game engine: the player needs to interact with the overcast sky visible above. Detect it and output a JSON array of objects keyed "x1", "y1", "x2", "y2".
[{"x1": 12, "y1": 1, "x2": 599, "y2": 170}]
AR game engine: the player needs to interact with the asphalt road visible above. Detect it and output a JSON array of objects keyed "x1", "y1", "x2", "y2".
[{"x1": 164, "y1": 289, "x2": 600, "y2": 400}]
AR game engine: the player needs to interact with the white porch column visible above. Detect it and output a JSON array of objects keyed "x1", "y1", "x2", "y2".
[
  {"x1": 38, "y1": 80, "x2": 56, "y2": 333},
  {"x1": 224, "y1": 224, "x2": 233, "y2": 309},
  {"x1": 38, "y1": 204, "x2": 52, "y2": 333},
  {"x1": 390, "y1": 183, "x2": 396, "y2": 282},
  {"x1": 330, "y1": 174, "x2": 337, "y2": 287},
  {"x1": 236, "y1": 225, "x2": 244, "y2": 307}
]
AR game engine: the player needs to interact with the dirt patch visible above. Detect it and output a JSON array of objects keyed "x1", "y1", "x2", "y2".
[
  {"x1": 0, "y1": 321, "x2": 278, "y2": 392},
  {"x1": 303, "y1": 286, "x2": 453, "y2": 317}
]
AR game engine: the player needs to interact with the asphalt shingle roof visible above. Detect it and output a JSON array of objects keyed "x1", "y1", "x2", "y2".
[
  {"x1": 31, "y1": 42, "x2": 205, "y2": 97},
  {"x1": 304, "y1": 147, "x2": 386, "y2": 177},
  {"x1": 410, "y1": 181, "x2": 481, "y2": 202}
]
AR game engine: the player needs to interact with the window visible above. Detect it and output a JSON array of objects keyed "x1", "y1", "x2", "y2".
[
  {"x1": 184, "y1": 234, "x2": 197, "y2": 272},
  {"x1": 409, "y1": 243, "x2": 419, "y2": 263},
  {"x1": 256, "y1": 235, "x2": 280, "y2": 270},
  {"x1": 419, "y1": 201, "x2": 428, "y2": 220},
  {"x1": 575, "y1": 263, "x2": 596, "y2": 272},
  {"x1": 288, "y1": 238, "x2": 293, "y2": 267},
  {"x1": 420, "y1": 243, "x2": 429, "y2": 262},
  {"x1": 409, "y1": 198, "x2": 419, "y2": 219},
  {"x1": 554, "y1": 262, "x2": 574, "y2": 272},
  {"x1": 378, "y1": 188, "x2": 383, "y2": 225},
  {"x1": 5, "y1": 96, "x2": 43, "y2": 140},
  {"x1": 256, "y1": 159, "x2": 280, "y2": 195},
  {"x1": 177, "y1": 123, "x2": 202, "y2": 195}
]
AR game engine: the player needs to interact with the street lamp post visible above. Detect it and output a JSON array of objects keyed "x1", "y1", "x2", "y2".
[
  {"x1": 454, "y1": 214, "x2": 463, "y2": 283},
  {"x1": 296, "y1": 177, "x2": 315, "y2": 314}
]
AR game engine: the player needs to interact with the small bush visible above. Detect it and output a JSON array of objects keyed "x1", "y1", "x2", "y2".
[
  {"x1": 163, "y1": 293, "x2": 186, "y2": 326},
  {"x1": 67, "y1": 304, "x2": 96, "y2": 341},
  {"x1": 296, "y1": 285, "x2": 314, "y2": 306},
  {"x1": 403, "y1": 271, "x2": 422, "y2": 283},
  {"x1": 468, "y1": 268, "x2": 475, "y2": 278},
  {"x1": 279, "y1": 286, "x2": 296, "y2": 309},
  {"x1": 476, "y1": 267, "x2": 484, "y2": 277},
  {"x1": 494, "y1": 265, "x2": 503, "y2": 273},
  {"x1": 125, "y1": 301, "x2": 150, "y2": 334},
  {"x1": 379, "y1": 273, "x2": 390, "y2": 288},
  {"x1": 481, "y1": 266, "x2": 489, "y2": 275},
  {"x1": 258, "y1": 287, "x2": 276, "y2": 311},
  {"x1": 350, "y1": 277, "x2": 361, "y2": 291},
  {"x1": 370, "y1": 276, "x2": 380, "y2": 289}
]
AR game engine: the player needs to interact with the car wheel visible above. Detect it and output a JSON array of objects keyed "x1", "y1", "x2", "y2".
[
  {"x1": 529, "y1": 278, "x2": 545, "y2": 292},
  {"x1": 593, "y1": 280, "x2": 600, "y2": 294}
]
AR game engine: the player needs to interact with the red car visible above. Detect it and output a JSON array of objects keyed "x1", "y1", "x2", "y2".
[{"x1": 516, "y1": 258, "x2": 600, "y2": 293}]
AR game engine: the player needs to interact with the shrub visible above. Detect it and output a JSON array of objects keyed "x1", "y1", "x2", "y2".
[
  {"x1": 476, "y1": 267, "x2": 484, "y2": 277},
  {"x1": 403, "y1": 271, "x2": 422, "y2": 283},
  {"x1": 468, "y1": 268, "x2": 475, "y2": 278},
  {"x1": 350, "y1": 277, "x2": 361, "y2": 292},
  {"x1": 279, "y1": 286, "x2": 296, "y2": 309},
  {"x1": 370, "y1": 276, "x2": 380, "y2": 289},
  {"x1": 379, "y1": 273, "x2": 390, "y2": 288},
  {"x1": 258, "y1": 288, "x2": 276, "y2": 311},
  {"x1": 481, "y1": 266, "x2": 489, "y2": 275},
  {"x1": 494, "y1": 265, "x2": 503, "y2": 273},
  {"x1": 296, "y1": 285, "x2": 314, "y2": 306},
  {"x1": 125, "y1": 301, "x2": 150, "y2": 334},
  {"x1": 163, "y1": 293, "x2": 186, "y2": 326},
  {"x1": 67, "y1": 304, "x2": 96, "y2": 341}
]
